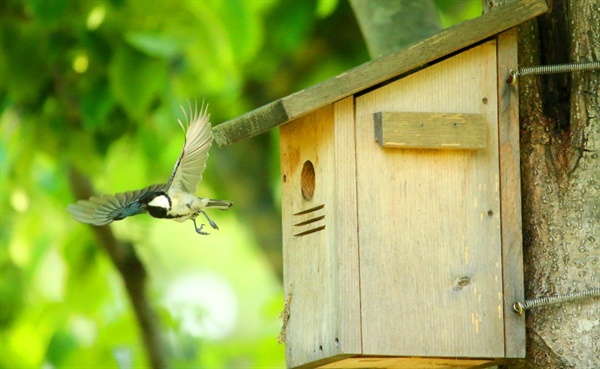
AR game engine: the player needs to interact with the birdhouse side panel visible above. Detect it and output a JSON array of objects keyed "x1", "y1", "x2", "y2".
[
  {"x1": 496, "y1": 28, "x2": 525, "y2": 358},
  {"x1": 355, "y1": 40, "x2": 504, "y2": 357},
  {"x1": 280, "y1": 102, "x2": 361, "y2": 368}
]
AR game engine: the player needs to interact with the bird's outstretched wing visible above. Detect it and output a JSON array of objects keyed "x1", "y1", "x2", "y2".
[
  {"x1": 67, "y1": 183, "x2": 168, "y2": 225},
  {"x1": 166, "y1": 101, "x2": 213, "y2": 194}
]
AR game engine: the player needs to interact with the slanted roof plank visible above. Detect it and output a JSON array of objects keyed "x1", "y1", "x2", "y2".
[{"x1": 213, "y1": 0, "x2": 548, "y2": 146}]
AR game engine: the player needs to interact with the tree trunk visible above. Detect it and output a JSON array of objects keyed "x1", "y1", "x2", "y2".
[
  {"x1": 352, "y1": 1, "x2": 599, "y2": 367},
  {"x1": 492, "y1": 0, "x2": 600, "y2": 367}
]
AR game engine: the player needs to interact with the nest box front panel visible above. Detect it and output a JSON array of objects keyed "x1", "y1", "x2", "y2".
[{"x1": 355, "y1": 41, "x2": 504, "y2": 357}]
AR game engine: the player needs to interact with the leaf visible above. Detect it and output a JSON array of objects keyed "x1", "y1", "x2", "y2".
[
  {"x1": 0, "y1": 261, "x2": 25, "y2": 328},
  {"x1": 316, "y1": 0, "x2": 339, "y2": 18},
  {"x1": 81, "y1": 83, "x2": 114, "y2": 131},
  {"x1": 28, "y1": 0, "x2": 69, "y2": 25},
  {"x1": 0, "y1": 22, "x2": 51, "y2": 103},
  {"x1": 108, "y1": 45, "x2": 167, "y2": 118},
  {"x1": 124, "y1": 31, "x2": 189, "y2": 58},
  {"x1": 215, "y1": 1, "x2": 261, "y2": 64}
]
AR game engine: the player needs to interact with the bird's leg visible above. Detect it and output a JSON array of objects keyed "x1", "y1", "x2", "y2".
[
  {"x1": 201, "y1": 210, "x2": 219, "y2": 230},
  {"x1": 192, "y1": 218, "x2": 210, "y2": 235}
]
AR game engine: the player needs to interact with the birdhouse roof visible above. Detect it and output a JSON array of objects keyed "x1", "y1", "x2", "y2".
[{"x1": 212, "y1": 0, "x2": 548, "y2": 146}]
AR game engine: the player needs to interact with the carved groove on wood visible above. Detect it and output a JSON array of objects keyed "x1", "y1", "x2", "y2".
[{"x1": 293, "y1": 204, "x2": 326, "y2": 237}]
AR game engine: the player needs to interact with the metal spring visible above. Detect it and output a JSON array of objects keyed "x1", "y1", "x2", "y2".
[
  {"x1": 507, "y1": 61, "x2": 600, "y2": 85},
  {"x1": 513, "y1": 287, "x2": 600, "y2": 315}
]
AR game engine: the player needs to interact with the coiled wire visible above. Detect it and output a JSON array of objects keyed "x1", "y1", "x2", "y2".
[
  {"x1": 507, "y1": 61, "x2": 600, "y2": 85},
  {"x1": 513, "y1": 287, "x2": 600, "y2": 315}
]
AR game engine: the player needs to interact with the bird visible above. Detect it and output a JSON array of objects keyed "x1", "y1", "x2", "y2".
[{"x1": 67, "y1": 101, "x2": 233, "y2": 235}]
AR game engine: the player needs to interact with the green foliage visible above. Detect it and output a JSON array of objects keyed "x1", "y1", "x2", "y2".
[
  {"x1": 0, "y1": 0, "x2": 480, "y2": 367},
  {"x1": 434, "y1": 0, "x2": 482, "y2": 27},
  {"x1": 109, "y1": 45, "x2": 168, "y2": 118}
]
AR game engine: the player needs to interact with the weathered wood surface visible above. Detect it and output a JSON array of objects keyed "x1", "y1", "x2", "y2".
[
  {"x1": 355, "y1": 41, "x2": 504, "y2": 358},
  {"x1": 212, "y1": 0, "x2": 548, "y2": 146},
  {"x1": 318, "y1": 356, "x2": 495, "y2": 369},
  {"x1": 280, "y1": 98, "x2": 361, "y2": 369},
  {"x1": 332, "y1": 97, "x2": 362, "y2": 358},
  {"x1": 495, "y1": 28, "x2": 526, "y2": 359},
  {"x1": 374, "y1": 112, "x2": 488, "y2": 149}
]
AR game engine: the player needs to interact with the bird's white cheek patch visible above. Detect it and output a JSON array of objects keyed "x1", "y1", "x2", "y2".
[{"x1": 149, "y1": 195, "x2": 171, "y2": 209}]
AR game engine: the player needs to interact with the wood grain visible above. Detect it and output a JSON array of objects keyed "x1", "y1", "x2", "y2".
[
  {"x1": 280, "y1": 99, "x2": 361, "y2": 368},
  {"x1": 374, "y1": 112, "x2": 488, "y2": 149},
  {"x1": 332, "y1": 97, "x2": 362, "y2": 357},
  {"x1": 496, "y1": 28, "x2": 525, "y2": 358},
  {"x1": 213, "y1": 0, "x2": 548, "y2": 146},
  {"x1": 355, "y1": 41, "x2": 504, "y2": 358},
  {"x1": 318, "y1": 356, "x2": 495, "y2": 369}
]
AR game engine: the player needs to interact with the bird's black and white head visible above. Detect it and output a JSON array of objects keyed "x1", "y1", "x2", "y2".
[{"x1": 141, "y1": 192, "x2": 172, "y2": 219}]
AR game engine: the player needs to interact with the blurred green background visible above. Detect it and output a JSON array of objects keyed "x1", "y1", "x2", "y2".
[{"x1": 0, "y1": 1, "x2": 481, "y2": 368}]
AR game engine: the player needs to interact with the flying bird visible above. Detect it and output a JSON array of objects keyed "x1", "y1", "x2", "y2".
[{"x1": 67, "y1": 101, "x2": 232, "y2": 235}]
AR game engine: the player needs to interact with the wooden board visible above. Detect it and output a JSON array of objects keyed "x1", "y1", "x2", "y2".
[
  {"x1": 332, "y1": 97, "x2": 362, "y2": 357},
  {"x1": 355, "y1": 41, "x2": 504, "y2": 357},
  {"x1": 213, "y1": 0, "x2": 548, "y2": 146},
  {"x1": 496, "y1": 28, "x2": 526, "y2": 358},
  {"x1": 318, "y1": 356, "x2": 496, "y2": 369},
  {"x1": 280, "y1": 98, "x2": 361, "y2": 368},
  {"x1": 374, "y1": 112, "x2": 488, "y2": 149}
]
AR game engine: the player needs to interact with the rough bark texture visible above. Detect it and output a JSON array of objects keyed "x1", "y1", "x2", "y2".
[{"x1": 489, "y1": 0, "x2": 599, "y2": 367}]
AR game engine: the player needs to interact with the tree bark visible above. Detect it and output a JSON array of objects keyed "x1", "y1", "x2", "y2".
[
  {"x1": 493, "y1": 0, "x2": 600, "y2": 367},
  {"x1": 485, "y1": 0, "x2": 599, "y2": 367}
]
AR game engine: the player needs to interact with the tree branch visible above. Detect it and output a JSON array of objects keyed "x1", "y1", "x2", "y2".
[
  {"x1": 68, "y1": 167, "x2": 167, "y2": 369},
  {"x1": 349, "y1": 0, "x2": 441, "y2": 58}
]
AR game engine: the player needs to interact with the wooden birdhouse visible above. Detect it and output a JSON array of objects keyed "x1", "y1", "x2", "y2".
[{"x1": 213, "y1": 1, "x2": 549, "y2": 368}]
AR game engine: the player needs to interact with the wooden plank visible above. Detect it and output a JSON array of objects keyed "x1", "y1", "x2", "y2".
[
  {"x1": 374, "y1": 112, "x2": 487, "y2": 149},
  {"x1": 332, "y1": 97, "x2": 362, "y2": 358},
  {"x1": 317, "y1": 356, "x2": 496, "y2": 369},
  {"x1": 212, "y1": 0, "x2": 548, "y2": 146},
  {"x1": 355, "y1": 41, "x2": 504, "y2": 357},
  {"x1": 281, "y1": 106, "x2": 338, "y2": 368},
  {"x1": 496, "y1": 28, "x2": 526, "y2": 358},
  {"x1": 280, "y1": 101, "x2": 361, "y2": 369}
]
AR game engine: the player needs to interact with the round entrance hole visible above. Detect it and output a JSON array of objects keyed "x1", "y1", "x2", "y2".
[{"x1": 301, "y1": 160, "x2": 315, "y2": 201}]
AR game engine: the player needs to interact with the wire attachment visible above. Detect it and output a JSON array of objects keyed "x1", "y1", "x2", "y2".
[
  {"x1": 506, "y1": 61, "x2": 600, "y2": 85},
  {"x1": 513, "y1": 287, "x2": 600, "y2": 316}
]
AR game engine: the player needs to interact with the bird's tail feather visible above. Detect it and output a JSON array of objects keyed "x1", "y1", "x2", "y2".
[{"x1": 206, "y1": 199, "x2": 233, "y2": 210}]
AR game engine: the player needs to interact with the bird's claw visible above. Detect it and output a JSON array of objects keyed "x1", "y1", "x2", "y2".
[
  {"x1": 193, "y1": 219, "x2": 210, "y2": 235},
  {"x1": 192, "y1": 211, "x2": 220, "y2": 235}
]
